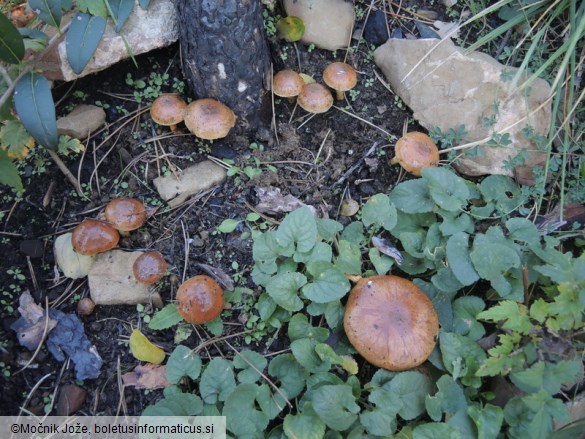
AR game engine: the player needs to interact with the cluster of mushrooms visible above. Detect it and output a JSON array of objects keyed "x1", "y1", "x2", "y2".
[
  {"x1": 273, "y1": 61, "x2": 357, "y2": 114},
  {"x1": 69, "y1": 198, "x2": 224, "y2": 324},
  {"x1": 150, "y1": 94, "x2": 236, "y2": 140}
]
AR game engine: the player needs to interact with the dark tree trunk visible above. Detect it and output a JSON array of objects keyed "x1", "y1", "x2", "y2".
[{"x1": 175, "y1": 0, "x2": 271, "y2": 137}]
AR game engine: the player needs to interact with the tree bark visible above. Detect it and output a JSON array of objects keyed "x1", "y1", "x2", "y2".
[{"x1": 175, "y1": 0, "x2": 271, "y2": 137}]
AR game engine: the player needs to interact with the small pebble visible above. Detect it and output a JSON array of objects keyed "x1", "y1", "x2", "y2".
[
  {"x1": 363, "y1": 9, "x2": 389, "y2": 46},
  {"x1": 56, "y1": 384, "x2": 87, "y2": 416}
]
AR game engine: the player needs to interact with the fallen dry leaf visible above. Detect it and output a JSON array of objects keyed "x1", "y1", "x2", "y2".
[
  {"x1": 9, "y1": 290, "x2": 57, "y2": 351},
  {"x1": 122, "y1": 364, "x2": 172, "y2": 389},
  {"x1": 255, "y1": 186, "x2": 317, "y2": 215}
]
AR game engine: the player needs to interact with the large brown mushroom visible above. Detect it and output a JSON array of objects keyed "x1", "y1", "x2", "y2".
[
  {"x1": 176, "y1": 275, "x2": 224, "y2": 324},
  {"x1": 297, "y1": 83, "x2": 334, "y2": 114},
  {"x1": 391, "y1": 132, "x2": 440, "y2": 176},
  {"x1": 343, "y1": 275, "x2": 439, "y2": 371},
  {"x1": 184, "y1": 98, "x2": 236, "y2": 140},
  {"x1": 150, "y1": 94, "x2": 187, "y2": 131},
  {"x1": 71, "y1": 219, "x2": 120, "y2": 256},
  {"x1": 323, "y1": 62, "x2": 357, "y2": 101},
  {"x1": 104, "y1": 198, "x2": 147, "y2": 232}
]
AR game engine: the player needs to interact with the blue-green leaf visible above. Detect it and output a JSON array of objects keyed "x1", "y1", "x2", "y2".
[
  {"x1": 141, "y1": 392, "x2": 202, "y2": 416},
  {"x1": 446, "y1": 232, "x2": 480, "y2": 286},
  {"x1": 311, "y1": 384, "x2": 360, "y2": 431},
  {"x1": 138, "y1": 0, "x2": 150, "y2": 9},
  {"x1": 199, "y1": 358, "x2": 236, "y2": 404},
  {"x1": 224, "y1": 383, "x2": 270, "y2": 437},
  {"x1": 13, "y1": 72, "x2": 58, "y2": 149},
  {"x1": 362, "y1": 194, "x2": 397, "y2": 231},
  {"x1": 284, "y1": 402, "x2": 327, "y2": 439},
  {"x1": 165, "y1": 345, "x2": 201, "y2": 384},
  {"x1": 266, "y1": 272, "x2": 306, "y2": 312},
  {"x1": 66, "y1": 13, "x2": 107, "y2": 74},
  {"x1": 412, "y1": 422, "x2": 461, "y2": 439},
  {"x1": 467, "y1": 404, "x2": 503, "y2": 439},
  {"x1": 108, "y1": 0, "x2": 136, "y2": 32},
  {"x1": 388, "y1": 178, "x2": 435, "y2": 213},
  {"x1": 0, "y1": 12, "x2": 25, "y2": 63},
  {"x1": 28, "y1": 0, "x2": 61, "y2": 27},
  {"x1": 422, "y1": 167, "x2": 470, "y2": 212},
  {"x1": 276, "y1": 206, "x2": 317, "y2": 254},
  {"x1": 233, "y1": 350, "x2": 268, "y2": 383}
]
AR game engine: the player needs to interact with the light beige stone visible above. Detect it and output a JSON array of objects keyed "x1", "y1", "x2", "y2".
[
  {"x1": 56, "y1": 0, "x2": 178, "y2": 81},
  {"x1": 88, "y1": 250, "x2": 163, "y2": 307},
  {"x1": 284, "y1": 0, "x2": 355, "y2": 51},
  {"x1": 374, "y1": 38, "x2": 552, "y2": 177},
  {"x1": 57, "y1": 105, "x2": 106, "y2": 139},
  {"x1": 153, "y1": 160, "x2": 227, "y2": 208}
]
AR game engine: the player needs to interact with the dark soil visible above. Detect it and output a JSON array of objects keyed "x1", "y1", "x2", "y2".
[{"x1": 1, "y1": 1, "x2": 464, "y2": 417}]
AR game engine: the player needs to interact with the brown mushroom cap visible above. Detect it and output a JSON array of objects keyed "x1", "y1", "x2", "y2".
[
  {"x1": 323, "y1": 62, "x2": 357, "y2": 93},
  {"x1": 72, "y1": 219, "x2": 120, "y2": 256},
  {"x1": 393, "y1": 132, "x2": 440, "y2": 176},
  {"x1": 176, "y1": 275, "x2": 224, "y2": 324},
  {"x1": 184, "y1": 98, "x2": 236, "y2": 140},
  {"x1": 273, "y1": 69, "x2": 305, "y2": 98},
  {"x1": 297, "y1": 83, "x2": 334, "y2": 113},
  {"x1": 150, "y1": 94, "x2": 187, "y2": 126},
  {"x1": 104, "y1": 198, "x2": 147, "y2": 232},
  {"x1": 77, "y1": 297, "x2": 96, "y2": 316},
  {"x1": 343, "y1": 275, "x2": 439, "y2": 371},
  {"x1": 133, "y1": 251, "x2": 167, "y2": 284}
]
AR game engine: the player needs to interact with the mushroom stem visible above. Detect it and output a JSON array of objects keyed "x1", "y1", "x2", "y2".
[
  {"x1": 336, "y1": 90, "x2": 345, "y2": 101},
  {"x1": 390, "y1": 157, "x2": 400, "y2": 165}
]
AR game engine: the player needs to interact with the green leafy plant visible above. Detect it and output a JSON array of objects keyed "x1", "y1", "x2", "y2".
[{"x1": 140, "y1": 167, "x2": 583, "y2": 437}]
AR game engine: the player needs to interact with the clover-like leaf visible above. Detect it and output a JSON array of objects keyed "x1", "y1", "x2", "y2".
[
  {"x1": 141, "y1": 392, "x2": 203, "y2": 416},
  {"x1": 302, "y1": 264, "x2": 350, "y2": 304},
  {"x1": 422, "y1": 167, "x2": 470, "y2": 212},
  {"x1": 425, "y1": 375, "x2": 467, "y2": 422},
  {"x1": 288, "y1": 313, "x2": 329, "y2": 342},
  {"x1": 291, "y1": 338, "x2": 331, "y2": 373},
  {"x1": 311, "y1": 384, "x2": 360, "y2": 431},
  {"x1": 275, "y1": 206, "x2": 317, "y2": 254},
  {"x1": 165, "y1": 345, "x2": 201, "y2": 384},
  {"x1": 266, "y1": 272, "x2": 306, "y2": 311},
  {"x1": 388, "y1": 178, "x2": 435, "y2": 213},
  {"x1": 224, "y1": 383, "x2": 270, "y2": 437},
  {"x1": 470, "y1": 242, "x2": 520, "y2": 297},
  {"x1": 233, "y1": 350, "x2": 268, "y2": 384},
  {"x1": 362, "y1": 194, "x2": 398, "y2": 231},
  {"x1": 452, "y1": 296, "x2": 485, "y2": 340},
  {"x1": 446, "y1": 232, "x2": 480, "y2": 286},
  {"x1": 467, "y1": 403, "x2": 503, "y2": 439},
  {"x1": 284, "y1": 402, "x2": 326, "y2": 439},
  {"x1": 199, "y1": 358, "x2": 236, "y2": 404}
]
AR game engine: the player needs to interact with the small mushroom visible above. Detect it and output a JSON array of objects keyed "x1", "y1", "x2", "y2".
[
  {"x1": 105, "y1": 198, "x2": 147, "y2": 232},
  {"x1": 176, "y1": 275, "x2": 224, "y2": 324},
  {"x1": 297, "y1": 83, "x2": 334, "y2": 114},
  {"x1": 273, "y1": 69, "x2": 305, "y2": 101},
  {"x1": 184, "y1": 98, "x2": 236, "y2": 140},
  {"x1": 323, "y1": 62, "x2": 357, "y2": 100},
  {"x1": 150, "y1": 94, "x2": 187, "y2": 131},
  {"x1": 77, "y1": 297, "x2": 96, "y2": 316},
  {"x1": 390, "y1": 132, "x2": 439, "y2": 176},
  {"x1": 133, "y1": 251, "x2": 167, "y2": 284},
  {"x1": 71, "y1": 219, "x2": 120, "y2": 256},
  {"x1": 343, "y1": 275, "x2": 439, "y2": 371}
]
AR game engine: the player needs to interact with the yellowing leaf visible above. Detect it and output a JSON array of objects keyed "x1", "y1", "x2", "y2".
[
  {"x1": 276, "y1": 16, "x2": 305, "y2": 42},
  {"x1": 0, "y1": 120, "x2": 35, "y2": 159},
  {"x1": 299, "y1": 73, "x2": 315, "y2": 84},
  {"x1": 341, "y1": 355, "x2": 359, "y2": 375},
  {"x1": 58, "y1": 135, "x2": 85, "y2": 156},
  {"x1": 129, "y1": 329, "x2": 165, "y2": 364}
]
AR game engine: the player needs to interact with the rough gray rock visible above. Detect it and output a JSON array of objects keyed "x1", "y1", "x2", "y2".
[
  {"x1": 374, "y1": 38, "x2": 552, "y2": 178},
  {"x1": 57, "y1": 105, "x2": 106, "y2": 139},
  {"x1": 284, "y1": 0, "x2": 355, "y2": 51}
]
